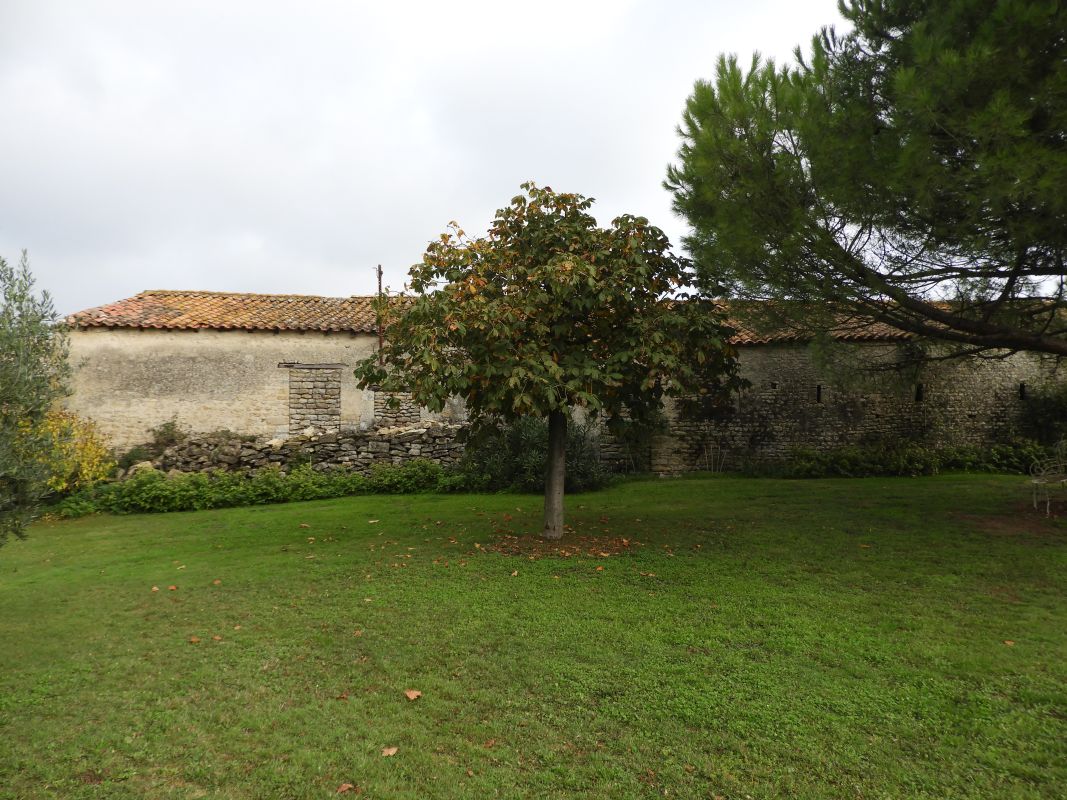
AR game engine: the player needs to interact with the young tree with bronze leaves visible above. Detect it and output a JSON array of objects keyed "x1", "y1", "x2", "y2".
[
  {"x1": 355, "y1": 183, "x2": 743, "y2": 539},
  {"x1": 667, "y1": 0, "x2": 1067, "y2": 357}
]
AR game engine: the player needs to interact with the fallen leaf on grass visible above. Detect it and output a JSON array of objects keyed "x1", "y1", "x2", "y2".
[
  {"x1": 299, "y1": 523, "x2": 310, "y2": 529},
  {"x1": 483, "y1": 738, "x2": 496, "y2": 748},
  {"x1": 368, "y1": 519, "x2": 380, "y2": 524},
  {"x1": 510, "y1": 570, "x2": 518, "y2": 577},
  {"x1": 211, "y1": 635, "x2": 222, "y2": 641},
  {"x1": 336, "y1": 783, "x2": 362, "y2": 794},
  {"x1": 381, "y1": 746, "x2": 398, "y2": 757},
  {"x1": 233, "y1": 625, "x2": 242, "y2": 630},
  {"x1": 212, "y1": 579, "x2": 222, "y2": 586},
  {"x1": 1004, "y1": 640, "x2": 1015, "y2": 646},
  {"x1": 466, "y1": 769, "x2": 474, "y2": 777},
  {"x1": 336, "y1": 691, "x2": 349, "y2": 701},
  {"x1": 353, "y1": 629, "x2": 363, "y2": 637},
  {"x1": 595, "y1": 566, "x2": 604, "y2": 572},
  {"x1": 404, "y1": 689, "x2": 422, "y2": 701},
  {"x1": 188, "y1": 636, "x2": 201, "y2": 644},
  {"x1": 151, "y1": 586, "x2": 159, "y2": 592},
  {"x1": 168, "y1": 585, "x2": 178, "y2": 591}
]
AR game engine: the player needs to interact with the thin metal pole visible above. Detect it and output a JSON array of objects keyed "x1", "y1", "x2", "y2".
[{"x1": 376, "y1": 264, "x2": 384, "y2": 365}]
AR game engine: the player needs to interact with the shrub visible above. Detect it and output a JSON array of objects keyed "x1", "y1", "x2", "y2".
[
  {"x1": 148, "y1": 417, "x2": 188, "y2": 450},
  {"x1": 114, "y1": 417, "x2": 192, "y2": 471},
  {"x1": 741, "y1": 438, "x2": 1053, "y2": 479},
  {"x1": 367, "y1": 460, "x2": 443, "y2": 494},
  {"x1": 39, "y1": 411, "x2": 115, "y2": 494},
  {"x1": 51, "y1": 460, "x2": 442, "y2": 518},
  {"x1": 448, "y1": 417, "x2": 611, "y2": 493},
  {"x1": 116, "y1": 446, "x2": 152, "y2": 471},
  {"x1": 1024, "y1": 384, "x2": 1067, "y2": 445}
]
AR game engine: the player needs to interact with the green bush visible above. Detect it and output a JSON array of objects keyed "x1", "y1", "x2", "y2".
[
  {"x1": 367, "y1": 460, "x2": 444, "y2": 494},
  {"x1": 447, "y1": 417, "x2": 611, "y2": 493},
  {"x1": 50, "y1": 422, "x2": 616, "y2": 519},
  {"x1": 742, "y1": 438, "x2": 1052, "y2": 479},
  {"x1": 115, "y1": 417, "x2": 191, "y2": 472},
  {"x1": 116, "y1": 446, "x2": 152, "y2": 471},
  {"x1": 1024, "y1": 384, "x2": 1067, "y2": 445},
  {"x1": 148, "y1": 417, "x2": 188, "y2": 450},
  {"x1": 52, "y1": 461, "x2": 444, "y2": 518}
]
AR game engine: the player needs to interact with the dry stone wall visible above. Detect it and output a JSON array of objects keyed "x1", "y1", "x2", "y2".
[{"x1": 154, "y1": 423, "x2": 465, "y2": 474}]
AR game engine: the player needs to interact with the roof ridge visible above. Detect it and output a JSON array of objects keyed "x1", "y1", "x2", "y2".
[{"x1": 139, "y1": 289, "x2": 376, "y2": 301}]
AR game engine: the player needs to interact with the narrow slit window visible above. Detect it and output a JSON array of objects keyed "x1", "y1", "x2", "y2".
[
  {"x1": 815, "y1": 384, "x2": 823, "y2": 403},
  {"x1": 914, "y1": 383, "x2": 925, "y2": 403},
  {"x1": 1019, "y1": 382, "x2": 1027, "y2": 400}
]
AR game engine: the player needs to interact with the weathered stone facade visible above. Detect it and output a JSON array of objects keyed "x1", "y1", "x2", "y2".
[
  {"x1": 65, "y1": 292, "x2": 1064, "y2": 475},
  {"x1": 647, "y1": 343, "x2": 1063, "y2": 473},
  {"x1": 67, "y1": 328, "x2": 379, "y2": 448}
]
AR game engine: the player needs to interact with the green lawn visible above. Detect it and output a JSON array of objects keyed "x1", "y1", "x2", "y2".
[{"x1": 1, "y1": 475, "x2": 1064, "y2": 799}]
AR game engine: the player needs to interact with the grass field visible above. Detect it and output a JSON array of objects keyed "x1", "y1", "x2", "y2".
[{"x1": 0, "y1": 475, "x2": 1064, "y2": 799}]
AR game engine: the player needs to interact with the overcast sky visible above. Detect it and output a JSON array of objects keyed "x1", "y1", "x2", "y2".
[{"x1": 1, "y1": 0, "x2": 844, "y2": 314}]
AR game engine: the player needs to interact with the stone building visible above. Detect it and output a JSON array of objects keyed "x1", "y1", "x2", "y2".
[
  {"x1": 65, "y1": 290, "x2": 460, "y2": 450},
  {"x1": 66, "y1": 290, "x2": 1062, "y2": 474}
]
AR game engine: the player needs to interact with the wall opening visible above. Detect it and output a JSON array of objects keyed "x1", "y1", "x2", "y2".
[{"x1": 914, "y1": 383, "x2": 925, "y2": 403}]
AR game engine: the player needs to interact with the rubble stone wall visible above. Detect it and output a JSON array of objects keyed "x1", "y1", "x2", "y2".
[
  {"x1": 648, "y1": 343, "x2": 1063, "y2": 473},
  {"x1": 153, "y1": 423, "x2": 465, "y2": 474}
]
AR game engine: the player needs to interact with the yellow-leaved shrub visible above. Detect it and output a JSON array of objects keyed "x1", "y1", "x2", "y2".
[{"x1": 39, "y1": 411, "x2": 115, "y2": 493}]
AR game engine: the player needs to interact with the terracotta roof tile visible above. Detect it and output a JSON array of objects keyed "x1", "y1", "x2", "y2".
[
  {"x1": 68, "y1": 290, "x2": 911, "y2": 344},
  {"x1": 67, "y1": 290, "x2": 379, "y2": 333},
  {"x1": 723, "y1": 313, "x2": 912, "y2": 345}
]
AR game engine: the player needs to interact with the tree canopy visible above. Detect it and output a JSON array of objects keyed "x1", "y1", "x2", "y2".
[
  {"x1": 355, "y1": 183, "x2": 743, "y2": 537},
  {"x1": 666, "y1": 0, "x2": 1067, "y2": 357},
  {"x1": 1, "y1": 253, "x2": 70, "y2": 545}
]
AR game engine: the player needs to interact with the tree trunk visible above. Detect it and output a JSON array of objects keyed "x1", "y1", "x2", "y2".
[{"x1": 542, "y1": 410, "x2": 567, "y2": 540}]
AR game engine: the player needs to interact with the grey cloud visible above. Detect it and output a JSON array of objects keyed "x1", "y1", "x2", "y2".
[{"x1": 0, "y1": 0, "x2": 844, "y2": 313}]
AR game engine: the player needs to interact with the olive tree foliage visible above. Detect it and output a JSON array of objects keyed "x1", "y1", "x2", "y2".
[
  {"x1": 667, "y1": 0, "x2": 1067, "y2": 358},
  {"x1": 0, "y1": 253, "x2": 70, "y2": 545},
  {"x1": 355, "y1": 183, "x2": 743, "y2": 538}
]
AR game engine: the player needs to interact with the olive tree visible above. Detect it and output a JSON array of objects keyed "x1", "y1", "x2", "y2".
[{"x1": 1, "y1": 253, "x2": 69, "y2": 545}]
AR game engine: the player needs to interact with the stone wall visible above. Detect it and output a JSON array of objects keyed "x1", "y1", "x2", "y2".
[
  {"x1": 67, "y1": 328, "x2": 378, "y2": 448},
  {"x1": 69, "y1": 326, "x2": 1064, "y2": 475},
  {"x1": 153, "y1": 423, "x2": 465, "y2": 474},
  {"x1": 286, "y1": 364, "x2": 343, "y2": 435},
  {"x1": 373, "y1": 390, "x2": 422, "y2": 428},
  {"x1": 649, "y1": 343, "x2": 1063, "y2": 473}
]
